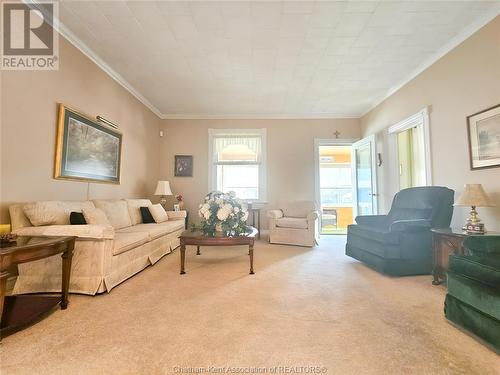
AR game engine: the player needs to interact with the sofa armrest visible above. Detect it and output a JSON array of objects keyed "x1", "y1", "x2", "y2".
[
  {"x1": 390, "y1": 219, "x2": 431, "y2": 233},
  {"x1": 267, "y1": 210, "x2": 284, "y2": 219},
  {"x1": 12, "y1": 225, "x2": 115, "y2": 240},
  {"x1": 166, "y1": 210, "x2": 187, "y2": 220},
  {"x1": 463, "y1": 236, "x2": 500, "y2": 255},
  {"x1": 355, "y1": 215, "x2": 388, "y2": 226}
]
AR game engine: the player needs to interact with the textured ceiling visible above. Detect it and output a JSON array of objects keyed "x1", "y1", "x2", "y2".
[{"x1": 57, "y1": 1, "x2": 500, "y2": 118}]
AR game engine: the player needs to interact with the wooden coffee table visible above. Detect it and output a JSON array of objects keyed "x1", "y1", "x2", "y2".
[
  {"x1": 179, "y1": 227, "x2": 258, "y2": 275},
  {"x1": 0, "y1": 236, "x2": 75, "y2": 338}
]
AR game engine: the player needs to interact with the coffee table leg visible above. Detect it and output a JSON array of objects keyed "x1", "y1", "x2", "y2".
[
  {"x1": 196, "y1": 246, "x2": 201, "y2": 255},
  {"x1": 60, "y1": 240, "x2": 74, "y2": 310},
  {"x1": 180, "y1": 244, "x2": 186, "y2": 275},
  {"x1": 249, "y1": 244, "x2": 254, "y2": 275},
  {"x1": 0, "y1": 271, "x2": 8, "y2": 332}
]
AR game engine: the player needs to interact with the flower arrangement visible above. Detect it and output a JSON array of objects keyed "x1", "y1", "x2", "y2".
[
  {"x1": 195, "y1": 191, "x2": 249, "y2": 237},
  {"x1": 175, "y1": 194, "x2": 183, "y2": 202}
]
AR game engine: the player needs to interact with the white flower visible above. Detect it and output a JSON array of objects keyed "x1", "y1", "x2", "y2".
[
  {"x1": 217, "y1": 207, "x2": 230, "y2": 221},
  {"x1": 234, "y1": 206, "x2": 240, "y2": 213},
  {"x1": 242, "y1": 211, "x2": 249, "y2": 221},
  {"x1": 242, "y1": 206, "x2": 248, "y2": 213},
  {"x1": 203, "y1": 210, "x2": 211, "y2": 220},
  {"x1": 200, "y1": 203, "x2": 210, "y2": 214}
]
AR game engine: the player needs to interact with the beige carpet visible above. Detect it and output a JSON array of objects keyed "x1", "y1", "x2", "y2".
[{"x1": 1, "y1": 235, "x2": 498, "y2": 375}]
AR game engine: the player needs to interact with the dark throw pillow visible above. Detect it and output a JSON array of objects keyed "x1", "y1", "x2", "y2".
[
  {"x1": 140, "y1": 207, "x2": 155, "y2": 224},
  {"x1": 70, "y1": 212, "x2": 87, "y2": 225}
]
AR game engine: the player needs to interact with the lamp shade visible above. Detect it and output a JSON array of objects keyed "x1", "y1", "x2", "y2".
[
  {"x1": 454, "y1": 184, "x2": 496, "y2": 207},
  {"x1": 154, "y1": 181, "x2": 173, "y2": 196}
]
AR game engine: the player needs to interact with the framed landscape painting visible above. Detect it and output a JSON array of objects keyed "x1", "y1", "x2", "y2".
[
  {"x1": 467, "y1": 104, "x2": 500, "y2": 170},
  {"x1": 175, "y1": 155, "x2": 193, "y2": 177},
  {"x1": 54, "y1": 105, "x2": 122, "y2": 183}
]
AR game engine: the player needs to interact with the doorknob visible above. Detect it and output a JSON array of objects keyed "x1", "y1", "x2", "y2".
[{"x1": 369, "y1": 193, "x2": 379, "y2": 196}]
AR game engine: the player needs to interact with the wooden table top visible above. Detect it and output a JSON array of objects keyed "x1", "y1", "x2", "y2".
[
  {"x1": 0, "y1": 236, "x2": 76, "y2": 252},
  {"x1": 431, "y1": 227, "x2": 500, "y2": 237}
]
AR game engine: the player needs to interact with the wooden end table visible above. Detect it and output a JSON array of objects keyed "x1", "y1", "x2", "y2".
[
  {"x1": 179, "y1": 227, "x2": 258, "y2": 275},
  {"x1": 0, "y1": 236, "x2": 75, "y2": 338},
  {"x1": 431, "y1": 228, "x2": 500, "y2": 285}
]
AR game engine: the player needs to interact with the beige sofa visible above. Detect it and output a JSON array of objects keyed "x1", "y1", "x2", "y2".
[
  {"x1": 267, "y1": 201, "x2": 319, "y2": 247},
  {"x1": 9, "y1": 199, "x2": 185, "y2": 295}
]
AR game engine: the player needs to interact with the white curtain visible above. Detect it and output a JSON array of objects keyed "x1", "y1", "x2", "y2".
[{"x1": 214, "y1": 136, "x2": 262, "y2": 163}]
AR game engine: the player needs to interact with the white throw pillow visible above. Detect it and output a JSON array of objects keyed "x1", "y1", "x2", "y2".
[
  {"x1": 83, "y1": 208, "x2": 111, "y2": 226},
  {"x1": 148, "y1": 204, "x2": 169, "y2": 223},
  {"x1": 92, "y1": 200, "x2": 132, "y2": 229},
  {"x1": 23, "y1": 202, "x2": 67, "y2": 226},
  {"x1": 125, "y1": 199, "x2": 153, "y2": 225}
]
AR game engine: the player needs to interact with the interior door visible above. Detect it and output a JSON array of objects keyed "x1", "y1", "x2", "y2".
[{"x1": 352, "y1": 135, "x2": 378, "y2": 217}]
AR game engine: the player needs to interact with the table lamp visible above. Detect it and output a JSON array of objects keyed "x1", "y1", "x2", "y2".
[
  {"x1": 454, "y1": 184, "x2": 496, "y2": 234},
  {"x1": 154, "y1": 181, "x2": 173, "y2": 208}
]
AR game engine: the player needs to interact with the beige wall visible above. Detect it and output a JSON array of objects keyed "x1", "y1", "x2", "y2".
[
  {"x1": 361, "y1": 16, "x2": 500, "y2": 230},
  {"x1": 0, "y1": 37, "x2": 161, "y2": 223},
  {"x1": 159, "y1": 119, "x2": 360, "y2": 225}
]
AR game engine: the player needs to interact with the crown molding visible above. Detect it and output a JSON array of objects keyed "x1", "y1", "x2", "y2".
[
  {"x1": 362, "y1": 7, "x2": 500, "y2": 118},
  {"x1": 161, "y1": 113, "x2": 360, "y2": 120}
]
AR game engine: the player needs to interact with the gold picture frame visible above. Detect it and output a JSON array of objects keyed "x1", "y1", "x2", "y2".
[{"x1": 54, "y1": 104, "x2": 122, "y2": 184}]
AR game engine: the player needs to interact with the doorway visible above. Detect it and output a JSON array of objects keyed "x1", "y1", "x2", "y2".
[{"x1": 315, "y1": 141, "x2": 354, "y2": 235}]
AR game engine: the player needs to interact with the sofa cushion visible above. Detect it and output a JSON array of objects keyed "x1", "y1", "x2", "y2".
[
  {"x1": 83, "y1": 208, "x2": 111, "y2": 226},
  {"x1": 93, "y1": 200, "x2": 132, "y2": 229},
  {"x1": 148, "y1": 204, "x2": 169, "y2": 223},
  {"x1": 281, "y1": 201, "x2": 316, "y2": 218},
  {"x1": 113, "y1": 231, "x2": 149, "y2": 255},
  {"x1": 126, "y1": 199, "x2": 153, "y2": 225},
  {"x1": 23, "y1": 201, "x2": 95, "y2": 226},
  {"x1": 276, "y1": 217, "x2": 308, "y2": 229},
  {"x1": 449, "y1": 254, "x2": 500, "y2": 289},
  {"x1": 117, "y1": 221, "x2": 184, "y2": 240},
  {"x1": 347, "y1": 224, "x2": 399, "y2": 245}
]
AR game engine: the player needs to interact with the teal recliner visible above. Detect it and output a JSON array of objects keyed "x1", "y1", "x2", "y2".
[
  {"x1": 445, "y1": 236, "x2": 500, "y2": 353},
  {"x1": 346, "y1": 186, "x2": 454, "y2": 276}
]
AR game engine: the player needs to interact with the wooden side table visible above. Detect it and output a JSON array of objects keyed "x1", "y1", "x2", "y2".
[
  {"x1": 247, "y1": 208, "x2": 261, "y2": 240},
  {"x1": 0, "y1": 236, "x2": 75, "y2": 338},
  {"x1": 431, "y1": 228, "x2": 500, "y2": 285}
]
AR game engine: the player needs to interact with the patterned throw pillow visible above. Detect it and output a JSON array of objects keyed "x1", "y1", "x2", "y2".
[
  {"x1": 148, "y1": 204, "x2": 169, "y2": 223},
  {"x1": 23, "y1": 202, "x2": 67, "y2": 226},
  {"x1": 82, "y1": 208, "x2": 111, "y2": 226}
]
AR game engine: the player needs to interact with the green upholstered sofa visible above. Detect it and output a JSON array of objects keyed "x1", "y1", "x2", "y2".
[
  {"x1": 445, "y1": 236, "x2": 500, "y2": 353},
  {"x1": 346, "y1": 186, "x2": 454, "y2": 276}
]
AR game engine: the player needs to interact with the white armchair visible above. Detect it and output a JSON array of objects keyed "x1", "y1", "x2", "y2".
[{"x1": 267, "y1": 201, "x2": 319, "y2": 247}]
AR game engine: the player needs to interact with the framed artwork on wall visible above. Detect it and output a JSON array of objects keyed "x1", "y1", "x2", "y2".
[
  {"x1": 175, "y1": 155, "x2": 193, "y2": 177},
  {"x1": 467, "y1": 104, "x2": 500, "y2": 170},
  {"x1": 54, "y1": 104, "x2": 122, "y2": 183}
]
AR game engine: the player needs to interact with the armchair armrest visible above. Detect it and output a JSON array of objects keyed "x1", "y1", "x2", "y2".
[
  {"x1": 12, "y1": 225, "x2": 115, "y2": 240},
  {"x1": 307, "y1": 211, "x2": 320, "y2": 222},
  {"x1": 166, "y1": 210, "x2": 187, "y2": 220},
  {"x1": 267, "y1": 210, "x2": 283, "y2": 219},
  {"x1": 463, "y1": 236, "x2": 500, "y2": 256},
  {"x1": 355, "y1": 215, "x2": 388, "y2": 226},
  {"x1": 390, "y1": 219, "x2": 431, "y2": 233}
]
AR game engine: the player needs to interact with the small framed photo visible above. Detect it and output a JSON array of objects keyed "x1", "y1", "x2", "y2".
[
  {"x1": 467, "y1": 104, "x2": 500, "y2": 170},
  {"x1": 173, "y1": 204, "x2": 180, "y2": 212},
  {"x1": 175, "y1": 155, "x2": 193, "y2": 177}
]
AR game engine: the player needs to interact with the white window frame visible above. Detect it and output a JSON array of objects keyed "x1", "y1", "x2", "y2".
[
  {"x1": 387, "y1": 107, "x2": 432, "y2": 188},
  {"x1": 208, "y1": 128, "x2": 267, "y2": 202}
]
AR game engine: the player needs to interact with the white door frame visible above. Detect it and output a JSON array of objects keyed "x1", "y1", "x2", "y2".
[
  {"x1": 387, "y1": 107, "x2": 433, "y2": 188},
  {"x1": 352, "y1": 134, "x2": 378, "y2": 217},
  {"x1": 314, "y1": 138, "x2": 358, "y2": 234},
  {"x1": 314, "y1": 138, "x2": 358, "y2": 208}
]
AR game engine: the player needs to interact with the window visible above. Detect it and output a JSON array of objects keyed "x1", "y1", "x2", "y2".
[
  {"x1": 320, "y1": 165, "x2": 353, "y2": 207},
  {"x1": 208, "y1": 129, "x2": 267, "y2": 201}
]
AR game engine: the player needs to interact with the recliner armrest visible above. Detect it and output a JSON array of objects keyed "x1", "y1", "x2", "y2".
[
  {"x1": 355, "y1": 215, "x2": 388, "y2": 226},
  {"x1": 267, "y1": 210, "x2": 283, "y2": 219},
  {"x1": 307, "y1": 211, "x2": 319, "y2": 222},
  {"x1": 390, "y1": 219, "x2": 431, "y2": 233},
  {"x1": 463, "y1": 236, "x2": 500, "y2": 256}
]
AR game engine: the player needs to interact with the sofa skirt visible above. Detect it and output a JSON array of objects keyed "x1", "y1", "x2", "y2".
[{"x1": 445, "y1": 294, "x2": 500, "y2": 353}]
